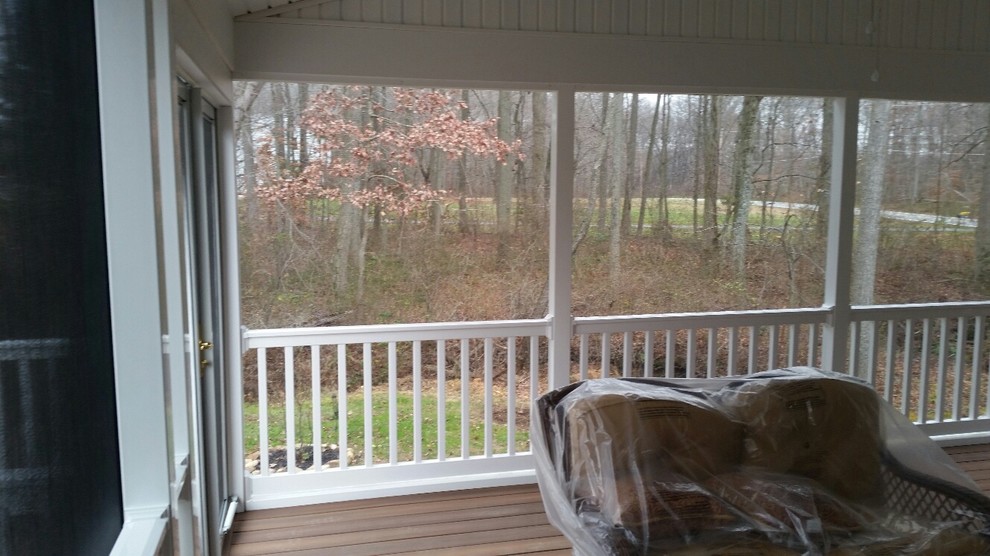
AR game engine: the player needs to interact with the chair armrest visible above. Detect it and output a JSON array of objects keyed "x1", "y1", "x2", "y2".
[{"x1": 881, "y1": 447, "x2": 990, "y2": 537}]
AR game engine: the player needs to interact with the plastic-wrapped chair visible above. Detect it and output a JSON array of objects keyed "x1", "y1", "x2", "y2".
[{"x1": 532, "y1": 367, "x2": 990, "y2": 555}]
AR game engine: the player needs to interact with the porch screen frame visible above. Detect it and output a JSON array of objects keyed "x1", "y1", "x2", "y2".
[{"x1": 94, "y1": 0, "x2": 171, "y2": 552}]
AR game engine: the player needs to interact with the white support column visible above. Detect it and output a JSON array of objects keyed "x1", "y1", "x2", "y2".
[
  {"x1": 548, "y1": 88, "x2": 575, "y2": 391},
  {"x1": 821, "y1": 96, "x2": 860, "y2": 374},
  {"x1": 218, "y1": 105, "x2": 246, "y2": 506}
]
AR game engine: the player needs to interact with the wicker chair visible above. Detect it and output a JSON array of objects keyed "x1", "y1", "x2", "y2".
[{"x1": 533, "y1": 368, "x2": 990, "y2": 555}]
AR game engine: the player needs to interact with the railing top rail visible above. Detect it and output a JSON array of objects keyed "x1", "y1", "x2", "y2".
[
  {"x1": 242, "y1": 301, "x2": 990, "y2": 350},
  {"x1": 244, "y1": 318, "x2": 550, "y2": 349},
  {"x1": 851, "y1": 301, "x2": 990, "y2": 321},
  {"x1": 573, "y1": 307, "x2": 831, "y2": 335}
]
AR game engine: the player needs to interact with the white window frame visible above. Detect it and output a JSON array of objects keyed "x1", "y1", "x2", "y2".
[{"x1": 93, "y1": 0, "x2": 188, "y2": 552}]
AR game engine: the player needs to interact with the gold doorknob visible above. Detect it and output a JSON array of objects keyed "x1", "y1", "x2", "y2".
[{"x1": 199, "y1": 341, "x2": 213, "y2": 351}]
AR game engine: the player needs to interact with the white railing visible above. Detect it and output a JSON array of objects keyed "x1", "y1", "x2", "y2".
[
  {"x1": 241, "y1": 302, "x2": 990, "y2": 509},
  {"x1": 572, "y1": 308, "x2": 830, "y2": 379},
  {"x1": 850, "y1": 302, "x2": 990, "y2": 439},
  {"x1": 242, "y1": 319, "x2": 549, "y2": 509}
]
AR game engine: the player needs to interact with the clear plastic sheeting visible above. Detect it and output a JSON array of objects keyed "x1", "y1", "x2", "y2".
[{"x1": 533, "y1": 367, "x2": 990, "y2": 555}]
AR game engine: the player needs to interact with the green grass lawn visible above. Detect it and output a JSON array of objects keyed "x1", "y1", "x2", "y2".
[{"x1": 243, "y1": 389, "x2": 530, "y2": 465}]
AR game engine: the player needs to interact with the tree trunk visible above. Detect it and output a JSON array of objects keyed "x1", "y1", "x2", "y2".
[
  {"x1": 427, "y1": 149, "x2": 445, "y2": 236},
  {"x1": 335, "y1": 201, "x2": 357, "y2": 295},
  {"x1": 621, "y1": 93, "x2": 638, "y2": 236},
  {"x1": 730, "y1": 96, "x2": 763, "y2": 279},
  {"x1": 910, "y1": 107, "x2": 924, "y2": 203},
  {"x1": 596, "y1": 93, "x2": 611, "y2": 233},
  {"x1": 234, "y1": 80, "x2": 263, "y2": 223},
  {"x1": 637, "y1": 96, "x2": 661, "y2": 235},
  {"x1": 356, "y1": 206, "x2": 370, "y2": 303},
  {"x1": 815, "y1": 98, "x2": 833, "y2": 239},
  {"x1": 238, "y1": 99, "x2": 259, "y2": 221},
  {"x1": 513, "y1": 94, "x2": 527, "y2": 232},
  {"x1": 692, "y1": 95, "x2": 702, "y2": 239},
  {"x1": 496, "y1": 90, "x2": 513, "y2": 260},
  {"x1": 271, "y1": 83, "x2": 288, "y2": 170},
  {"x1": 852, "y1": 99, "x2": 893, "y2": 306},
  {"x1": 656, "y1": 94, "x2": 672, "y2": 239},
  {"x1": 282, "y1": 84, "x2": 295, "y2": 168},
  {"x1": 702, "y1": 95, "x2": 721, "y2": 250},
  {"x1": 298, "y1": 83, "x2": 309, "y2": 168},
  {"x1": 531, "y1": 91, "x2": 549, "y2": 229},
  {"x1": 458, "y1": 90, "x2": 471, "y2": 234},
  {"x1": 759, "y1": 99, "x2": 781, "y2": 240},
  {"x1": 975, "y1": 106, "x2": 990, "y2": 289},
  {"x1": 851, "y1": 99, "x2": 892, "y2": 374},
  {"x1": 609, "y1": 94, "x2": 625, "y2": 284}
]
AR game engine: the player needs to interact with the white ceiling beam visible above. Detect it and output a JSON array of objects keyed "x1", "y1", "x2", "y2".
[{"x1": 234, "y1": 20, "x2": 990, "y2": 102}]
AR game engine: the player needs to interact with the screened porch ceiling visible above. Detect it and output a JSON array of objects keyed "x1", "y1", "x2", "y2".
[
  {"x1": 219, "y1": 0, "x2": 990, "y2": 103},
  {"x1": 225, "y1": 0, "x2": 990, "y2": 56}
]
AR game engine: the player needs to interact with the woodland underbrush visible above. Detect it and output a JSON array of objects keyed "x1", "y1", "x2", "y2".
[{"x1": 239, "y1": 221, "x2": 986, "y2": 401}]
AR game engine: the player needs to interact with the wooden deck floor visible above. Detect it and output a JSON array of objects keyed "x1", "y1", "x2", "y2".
[
  {"x1": 229, "y1": 483, "x2": 569, "y2": 556},
  {"x1": 230, "y1": 444, "x2": 990, "y2": 556},
  {"x1": 945, "y1": 443, "x2": 990, "y2": 493}
]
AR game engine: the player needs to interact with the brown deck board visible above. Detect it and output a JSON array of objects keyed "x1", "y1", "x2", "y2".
[
  {"x1": 234, "y1": 492, "x2": 543, "y2": 534},
  {"x1": 230, "y1": 444, "x2": 990, "y2": 555},
  {"x1": 946, "y1": 444, "x2": 990, "y2": 494},
  {"x1": 230, "y1": 485, "x2": 568, "y2": 556}
]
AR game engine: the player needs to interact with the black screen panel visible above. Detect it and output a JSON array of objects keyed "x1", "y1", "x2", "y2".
[{"x1": 0, "y1": 1, "x2": 124, "y2": 554}]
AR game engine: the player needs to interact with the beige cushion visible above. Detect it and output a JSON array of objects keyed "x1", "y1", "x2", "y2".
[
  {"x1": 565, "y1": 390, "x2": 743, "y2": 500},
  {"x1": 705, "y1": 470, "x2": 867, "y2": 534},
  {"x1": 719, "y1": 374, "x2": 882, "y2": 501},
  {"x1": 597, "y1": 475, "x2": 739, "y2": 540}
]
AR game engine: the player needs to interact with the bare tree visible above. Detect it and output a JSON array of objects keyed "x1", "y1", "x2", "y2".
[
  {"x1": 975, "y1": 106, "x2": 990, "y2": 289},
  {"x1": 729, "y1": 96, "x2": 763, "y2": 278},
  {"x1": 496, "y1": 90, "x2": 513, "y2": 260},
  {"x1": 638, "y1": 96, "x2": 661, "y2": 235},
  {"x1": 596, "y1": 93, "x2": 611, "y2": 233},
  {"x1": 654, "y1": 94, "x2": 672, "y2": 239},
  {"x1": 297, "y1": 83, "x2": 309, "y2": 168},
  {"x1": 851, "y1": 99, "x2": 892, "y2": 373},
  {"x1": 531, "y1": 90, "x2": 550, "y2": 227},
  {"x1": 702, "y1": 95, "x2": 721, "y2": 250},
  {"x1": 814, "y1": 99, "x2": 833, "y2": 238},
  {"x1": 852, "y1": 99, "x2": 893, "y2": 306},
  {"x1": 757, "y1": 98, "x2": 782, "y2": 239},
  {"x1": 608, "y1": 94, "x2": 626, "y2": 283},
  {"x1": 457, "y1": 89, "x2": 472, "y2": 234},
  {"x1": 235, "y1": 82, "x2": 263, "y2": 221},
  {"x1": 621, "y1": 93, "x2": 638, "y2": 235}
]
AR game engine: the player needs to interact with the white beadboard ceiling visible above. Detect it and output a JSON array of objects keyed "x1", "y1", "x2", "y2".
[{"x1": 227, "y1": 0, "x2": 990, "y2": 53}]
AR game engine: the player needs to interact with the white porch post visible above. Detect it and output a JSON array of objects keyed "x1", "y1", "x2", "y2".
[
  {"x1": 548, "y1": 88, "x2": 575, "y2": 391},
  {"x1": 821, "y1": 96, "x2": 859, "y2": 374},
  {"x1": 218, "y1": 105, "x2": 246, "y2": 507}
]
